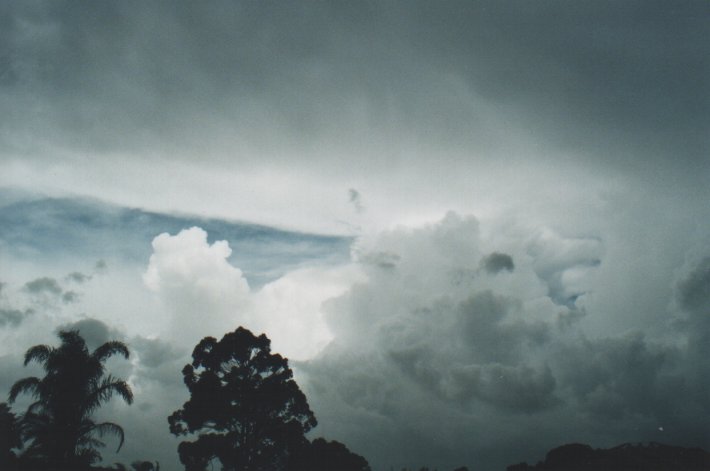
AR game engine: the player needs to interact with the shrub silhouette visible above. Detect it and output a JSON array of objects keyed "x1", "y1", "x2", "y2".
[{"x1": 8, "y1": 330, "x2": 133, "y2": 470}]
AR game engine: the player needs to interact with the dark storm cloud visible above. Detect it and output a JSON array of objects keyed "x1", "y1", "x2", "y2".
[
  {"x1": 22, "y1": 275, "x2": 78, "y2": 304},
  {"x1": 130, "y1": 336, "x2": 183, "y2": 370},
  {"x1": 446, "y1": 363, "x2": 558, "y2": 413},
  {"x1": 128, "y1": 336, "x2": 190, "y2": 399},
  {"x1": 300, "y1": 214, "x2": 710, "y2": 470},
  {"x1": 553, "y1": 333, "x2": 679, "y2": 420},
  {"x1": 555, "y1": 308, "x2": 586, "y2": 331},
  {"x1": 670, "y1": 255, "x2": 710, "y2": 409},
  {"x1": 675, "y1": 256, "x2": 710, "y2": 314},
  {"x1": 0, "y1": 280, "x2": 34, "y2": 328},
  {"x1": 59, "y1": 318, "x2": 114, "y2": 349},
  {"x1": 0, "y1": 308, "x2": 30, "y2": 327},
  {"x1": 318, "y1": 289, "x2": 556, "y2": 417},
  {"x1": 61, "y1": 291, "x2": 78, "y2": 303},
  {"x1": 414, "y1": 1, "x2": 709, "y2": 180},
  {"x1": 455, "y1": 292, "x2": 549, "y2": 364},
  {"x1": 65, "y1": 271, "x2": 91, "y2": 283},
  {"x1": 23, "y1": 277, "x2": 62, "y2": 296},
  {"x1": 2, "y1": 0, "x2": 398, "y2": 155},
  {"x1": 2, "y1": 1, "x2": 707, "y2": 184},
  {"x1": 482, "y1": 252, "x2": 515, "y2": 274}
]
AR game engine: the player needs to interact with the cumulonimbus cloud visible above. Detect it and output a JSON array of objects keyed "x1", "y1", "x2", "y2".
[{"x1": 297, "y1": 212, "x2": 710, "y2": 471}]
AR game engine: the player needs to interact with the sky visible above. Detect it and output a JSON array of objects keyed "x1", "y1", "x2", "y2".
[{"x1": 0, "y1": 1, "x2": 709, "y2": 470}]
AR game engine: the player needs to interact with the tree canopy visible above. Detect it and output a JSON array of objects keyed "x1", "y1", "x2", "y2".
[{"x1": 169, "y1": 327, "x2": 318, "y2": 471}]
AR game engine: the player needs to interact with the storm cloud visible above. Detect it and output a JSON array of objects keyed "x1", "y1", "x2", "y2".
[
  {"x1": 0, "y1": 308, "x2": 28, "y2": 327},
  {"x1": 0, "y1": 1, "x2": 706, "y2": 234},
  {"x1": 299, "y1": 214, "x2": 710, "y2": 470},
  {"x1": 1, "y1": 2, "x2": 705, "y2": 166},
  {"x1": 482, "y1": 252, "x2": 515, "y2": 274},
  {"x1": 23, "y1": 277, "x2": 62, "y2": 296}
]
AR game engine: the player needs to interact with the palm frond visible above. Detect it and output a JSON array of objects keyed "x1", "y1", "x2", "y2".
[
  {"x1": 24, "y1": 345, "x2": 52, "y2": 366},
  {"x1": 18, "y1": 410, "x2": 51, "y2": 443},
  {"x1": 85, "y1": 376, "x2": 134, "y2": 414},
  {"x1": 77, "y1": 433, "x2": 106, "y2": 449},
  {"x1": 75, "y1": 446, "x2": 102, "y2": 465},
  {"x1": 8, "y1": 376, "x2": 41, "y2": 403},
  {"x1": 26, "y1": 400, "x2": 46, "y2": 415},
  {"x1": 90, "y1": 421, "x2": 126, "y2": 452},
  {"x1": 93, "y1": 341, "x2": 130, "y2": 362}
]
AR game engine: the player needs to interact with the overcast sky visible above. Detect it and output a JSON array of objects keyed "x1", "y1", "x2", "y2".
[{"x1": 0, "y1": 1, "x2": 709, "y2": 470}]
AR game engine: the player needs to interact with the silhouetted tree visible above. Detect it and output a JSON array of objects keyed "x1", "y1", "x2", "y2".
[
  {"x1": 0, "y1": 402, "x2": 21, "y2": 470},
  {"x1": 287, "y1": 438, "x2": 371, "y2": 471},
  {"x1": 169, "y1": 327, "x2": 317, "y2": 471},
  {"x1": 8, "y1": 330, "x2": 133, "y2": 470}
]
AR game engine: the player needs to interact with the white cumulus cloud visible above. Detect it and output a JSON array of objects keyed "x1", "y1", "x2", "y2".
[
  {"x1": 143, "y1": 226, "x2": 361, "y2": 360},
  {"x1": 143, "y1": 226, "x2": 252, "y2": 344}
]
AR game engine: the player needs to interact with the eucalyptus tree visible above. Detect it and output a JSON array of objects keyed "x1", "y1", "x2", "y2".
[
  {"x1": 169, "y1": 327, "x2": 317, "y2": 471},
  {"x1": 9, "y1": 330, "x2": 133, "y2": 470}
]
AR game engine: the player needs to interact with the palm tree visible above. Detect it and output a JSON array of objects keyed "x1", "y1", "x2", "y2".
[{"x1": 8, "y1": 330, "x2": 133, "y2": 470}]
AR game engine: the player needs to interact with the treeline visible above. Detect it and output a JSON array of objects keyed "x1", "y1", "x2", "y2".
[
  {"x1": 507, "y1": 442, "x2": 710, "y2": 471},
  {"x1": 397, "y1": 468, "x2": 469, "y2": 471},
  {"x1": 0, "y1": 327, "x2": 372, "y2": 471},
  {"x1": 3, "y1": 326, "x2": 705, "y2": 471}
]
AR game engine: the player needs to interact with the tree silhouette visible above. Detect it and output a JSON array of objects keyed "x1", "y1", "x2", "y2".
[
  {"x1": 287, "y1": 438, "x2": 371, "y2": 471},
  {"x1": 0, "y1": 402, "x2": 21, "y2": 470},
  {"x1": 169, "y1": 327, "x2": 317, "y2": 471},
  {"x1": 8, "y1": 330, "x2": 133, "y2": 470}
]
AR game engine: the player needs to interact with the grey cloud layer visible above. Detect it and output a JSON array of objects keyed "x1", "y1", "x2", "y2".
[{"x1": 1, "y1": 1, "x2": 707, "y2": 186}]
